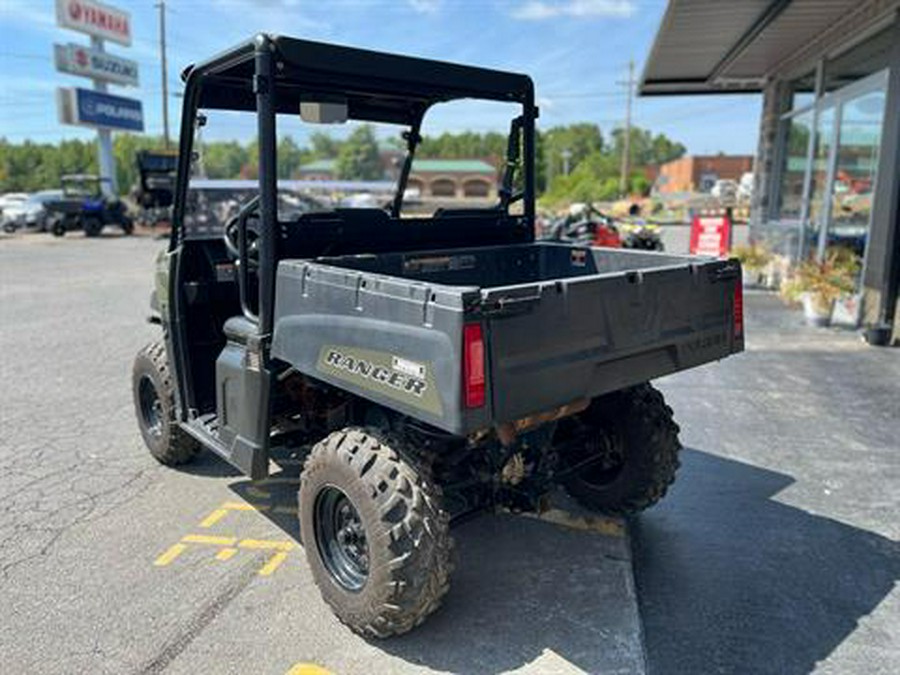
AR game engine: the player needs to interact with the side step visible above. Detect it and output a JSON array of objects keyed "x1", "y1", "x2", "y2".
[{"x1": 181, "y1": 414, "x2": 269, "y2": 480}]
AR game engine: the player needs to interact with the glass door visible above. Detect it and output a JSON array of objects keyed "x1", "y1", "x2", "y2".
[{"x1": 820, "y1": 83, "x2": 888, "y2": 267}]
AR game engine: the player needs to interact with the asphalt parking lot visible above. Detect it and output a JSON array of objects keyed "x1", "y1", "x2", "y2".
[
  {"x1": 1, "y1": 228, "x2": 897, "y2": 674},
  {"x1": 0, "y1": 232, "x2": 643, "y2": 674}
]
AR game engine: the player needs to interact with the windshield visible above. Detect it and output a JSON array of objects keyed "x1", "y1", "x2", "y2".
[
  {"x1": 183, "y1": 109, "x2": 402, "y2": 236},
  {"x1": 182, "y1": 98, "x2": 523, "y2": 237}
]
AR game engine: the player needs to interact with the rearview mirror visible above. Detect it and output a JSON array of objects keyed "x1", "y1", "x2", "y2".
[{"x1": 300, "y1": 99, "x2": 348, "y2": 124}]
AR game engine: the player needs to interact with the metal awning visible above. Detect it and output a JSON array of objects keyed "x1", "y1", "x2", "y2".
[{"x1": 640, "y1": 0, "x2": 872, "y2": 95}]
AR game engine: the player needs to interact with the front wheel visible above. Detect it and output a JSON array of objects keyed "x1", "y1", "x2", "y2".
[
  {"x1": 51, "y1": 218, "x2": 66, "y2": 237},
  {"x1": 82, "y1": 216, "x2": 103, "y2": 237},
  {"x1": 299, "y1": 427, "x2": 452, "y2": 638},
  {"x1": 132, "y1": 341, "x2": 201, "y2": 466},
  {"x1": 557, "y1": 383, "x2": 681, "y2": 515}
]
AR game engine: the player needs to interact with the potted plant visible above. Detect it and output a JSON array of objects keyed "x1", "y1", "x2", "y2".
[
  {"x1": 732, "y1": 243, "x2": 773, "y2": 288},
  {"x1": 791, "y1": 248, "x2": 858, "y2": 326}
]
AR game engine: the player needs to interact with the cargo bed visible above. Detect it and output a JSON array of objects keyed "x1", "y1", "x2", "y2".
[{"x1": 272, "y1": 243, "x2": 743, "y2": 435}]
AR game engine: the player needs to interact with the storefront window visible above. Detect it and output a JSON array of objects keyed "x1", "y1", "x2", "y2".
[
  {"x1": 826, "y1": 88, "x2": 887, "y2": 258},
  {"x1": 789, "y1": 70, "x2": 817, "y2": 109},
  {"x1": 776, "y1": 111, "x2": 813, "y2": 220},
  {"x1": 808, "y1": 107, "x2": 835, "y2": 233},
  {"x1": 823, "y1": 26, "x2": 894, "y2": 93}
]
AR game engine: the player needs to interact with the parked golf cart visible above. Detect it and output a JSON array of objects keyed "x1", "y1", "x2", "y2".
[
  {"x1": 132, "y1": 150, "x2": 177, "y2": 227},
  {"x1": 46, "y1": 174, "x2": 133, "y2": 237}
]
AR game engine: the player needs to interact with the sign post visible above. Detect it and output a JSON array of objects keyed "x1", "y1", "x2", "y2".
[{"x1": 54, "y1": 0, "x2": 137, "y2": 197}]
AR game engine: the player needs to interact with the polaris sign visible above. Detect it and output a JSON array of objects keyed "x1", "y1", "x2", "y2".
[
  {"x1": 58, "y1": 87, "x2": 144, "y2": 132},
  {"x1": 54, "y1": 43, "x2": 139, "y2": 87}
]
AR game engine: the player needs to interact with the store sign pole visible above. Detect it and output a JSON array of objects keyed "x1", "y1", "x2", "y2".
[
  {"x1": 91, "y1": 35, "x2": 117, "y2": 196},
  {"x1": 54, "y1": 0, "x2": 135, "y2": 197}
]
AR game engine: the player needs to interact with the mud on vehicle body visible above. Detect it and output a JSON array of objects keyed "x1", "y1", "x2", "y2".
[{"x1": 132, "y1": 34, "x2": 744, "y2": 637}]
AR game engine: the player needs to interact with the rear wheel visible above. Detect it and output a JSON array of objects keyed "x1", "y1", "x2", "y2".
[
  {"x1": 51, "y1": 218, "x2": 66, "y2": 237},
  {"x1": 557, "y1": 383, "x2": 681, "y2": 514},
  {"x1": 299, "y1": 427, "x2": 452, "y2": 638},
  {"x1": 132, "y1": 341, "x2": 200, "y2": 466}
]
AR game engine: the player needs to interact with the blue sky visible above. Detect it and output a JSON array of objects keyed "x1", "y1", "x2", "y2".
[{"x1": 0, "y1": 0, "x2": 761, "y2": 154}]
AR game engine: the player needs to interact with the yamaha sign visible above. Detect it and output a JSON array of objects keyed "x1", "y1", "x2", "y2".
[
  {"x1": 55, "y1": 0, "x2": 131, "y2": 46},
  {"x1": 54, "y1": 43, "x2": 139, "y2": 87},
  {"x1": 58, "y1": 87, "x2": 144, "y2": 132}
]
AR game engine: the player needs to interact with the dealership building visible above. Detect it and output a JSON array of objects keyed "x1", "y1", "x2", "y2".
[{"x1": 642, "y1": 0, "x2": 900, "y2": 344}]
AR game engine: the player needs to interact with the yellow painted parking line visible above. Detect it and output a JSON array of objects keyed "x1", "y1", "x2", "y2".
[
  {"x1": 215, "y1": 548, "x2": 238, "y2": 561},
  {"x1": 285, "y1": 663, "x2": 331, "y2": 675},
  {"x1": 239, "y1": 538, "x2": 295, "y2": 551},
  {"x1": 154, "y1": 543, "x2": 188, "y2": 567},
  {"x1": 246, "y1": 486, "x2": 272, "y2": 500},
  {"x1": 199, "y1": 508, "x2": 229, "y2": 528},
  {"x1": 182, "y1": 534, "x2": 239, "y2": 546},
  {"x1": 518, "y1": 508, "x2": 625, "y2": 537},
  {"x1": 272, "y1": 505, "x2": 299, "y2": 516},
  {"x1": 255, "y1": 477, "x2": 300, "y2": 485},
  {"x1": 258, "y1": 551, "x2": 289, "y2": 576},
  {"x1": 222, "y1": 501, "x2": 267, "y2": 512}
]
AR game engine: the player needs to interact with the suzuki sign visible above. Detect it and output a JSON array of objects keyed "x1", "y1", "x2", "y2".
[
  {"x1": 55, "y1": 0, "x2": 131, "y2": 46},
  {"x1": 54, "y1": 43, "x2": 139, "y2": 87},
  {"x1": 58, "y1": 87, "x2": 144, "y2": 132}
]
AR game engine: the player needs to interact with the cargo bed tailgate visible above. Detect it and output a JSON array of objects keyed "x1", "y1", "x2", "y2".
[{"x1": 483, "y1": 257, "x2": 742, "y2": 423}]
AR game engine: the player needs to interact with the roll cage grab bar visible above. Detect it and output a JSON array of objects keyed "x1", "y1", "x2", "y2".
[{"x1": 170, "y1": 34, "x2": 538, "y2": 337}]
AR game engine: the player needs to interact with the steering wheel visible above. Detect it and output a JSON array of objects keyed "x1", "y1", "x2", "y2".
[{"x1": 223, "y1": 195, "x2": 261, "y2": 262}]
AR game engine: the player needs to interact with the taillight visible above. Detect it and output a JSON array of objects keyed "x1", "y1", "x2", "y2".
[
  {"x1": 463, "y1": 323, "x2": 485, "y2": 408},
  {"x1": 733, "y1": 280, "x2": 744, "y2": 339}
]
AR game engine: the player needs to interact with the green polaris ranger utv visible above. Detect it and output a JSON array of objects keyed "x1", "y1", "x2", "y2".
[{"x1": 132, "y1": 34, "x2": 744, "y2": 637}]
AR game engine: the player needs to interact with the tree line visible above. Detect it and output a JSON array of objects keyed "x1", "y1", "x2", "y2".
[{"x1": 0, "y1": 123, "x2": 685, "y2": 203}]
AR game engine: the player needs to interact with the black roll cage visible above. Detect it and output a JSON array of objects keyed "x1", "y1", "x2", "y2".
[{"x1": 171, "y1": 34, "x2": 537, "y2": 339}]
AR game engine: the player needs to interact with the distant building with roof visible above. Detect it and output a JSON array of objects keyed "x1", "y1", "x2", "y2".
[{"x1": 297, "y1": 157, "x2": 498, "y2": 200}]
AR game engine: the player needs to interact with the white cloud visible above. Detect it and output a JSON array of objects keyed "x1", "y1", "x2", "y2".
[
  {"x1": 512, "y1": 0, "x2": 635, "y2": 21},
  {"x1": 407, "y1": 0, "x2": 441, "y2": 13}
]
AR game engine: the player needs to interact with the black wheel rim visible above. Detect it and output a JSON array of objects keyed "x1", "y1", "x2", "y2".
[
  {"x1": 314, "y1": 486, "x2": 369, "y2": 592},
  {"x1": 138, "y1": 375, "x2": 164, "y2": 439},
  {"x1": 558, "y1": 420, "x2": 626, "y2": 487}
]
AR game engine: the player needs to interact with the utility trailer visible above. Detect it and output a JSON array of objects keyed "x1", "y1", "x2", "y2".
[{"x1": 132, "y1": 34, "x2": 744, "y2": 638}]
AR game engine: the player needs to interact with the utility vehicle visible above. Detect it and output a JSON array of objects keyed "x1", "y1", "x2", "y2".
[
  {"x1": 47, "y1": 174, "x2": 133, "y2": 237},
  {"x1": 132, "y1": 150, "x2": 178, "y2": 227},
  {"x1": 132, "y1": 35, "x2": 744, "y2": 638}
]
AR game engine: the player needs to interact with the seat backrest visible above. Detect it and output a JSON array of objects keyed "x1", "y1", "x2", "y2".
[{"x1": 277, "y1": 208, "x2": 531, "y2": 260}]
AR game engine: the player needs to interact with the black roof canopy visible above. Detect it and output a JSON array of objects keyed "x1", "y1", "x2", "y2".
[{"x1": 182, "y1": 34, "x2": 534, "y2": 125}]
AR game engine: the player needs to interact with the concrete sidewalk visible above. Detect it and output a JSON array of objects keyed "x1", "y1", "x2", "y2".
[{"x1": 634, "y1": 292, "x2": 900, "y2": 675}]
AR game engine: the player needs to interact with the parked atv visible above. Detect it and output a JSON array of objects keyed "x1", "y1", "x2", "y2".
[
  {"x1": 545, "y1": 204, "x2": 622, "y2": 248},
  {"x1": 46, "y1": 174, "x2": 134, "y2": 237},
  {"x1": 620, "y1": 220, "x2": 665, "y2": 251}
]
